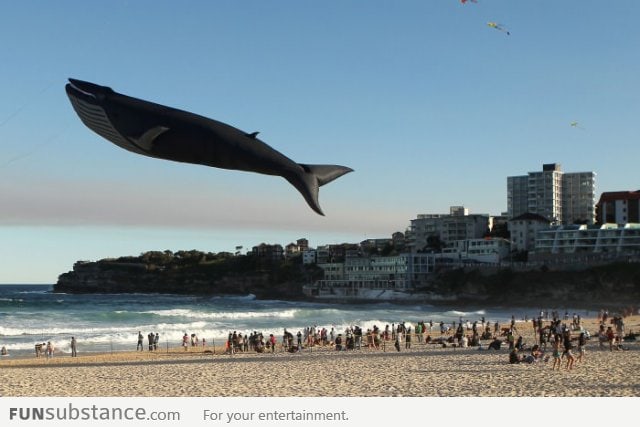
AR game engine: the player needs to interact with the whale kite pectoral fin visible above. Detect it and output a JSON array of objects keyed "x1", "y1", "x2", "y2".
[
  {"x1": 246, "y1": 131, "x2": 259, "y2": 139},
  {"x1": 129, "y1": 126, "x2": 170, "y2": 151},
  {"x1": 287, "y1": 164, "x2": 354, "y2": 216}
]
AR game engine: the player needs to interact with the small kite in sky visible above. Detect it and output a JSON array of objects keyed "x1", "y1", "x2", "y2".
[
  {"x1": 461, "y1": 0, "x2": 478, "y2": 4},
  {"x1": 65, "y1": 78, "x2": 353, "y2": 216},
  {"x1": 570, "y1": 121, "x2": 585, "y2": 130},
  {"x1": 487, "y1": 22, "x2": 510, "y2": 35}
]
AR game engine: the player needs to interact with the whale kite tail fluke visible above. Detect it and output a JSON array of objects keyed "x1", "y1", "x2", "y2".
[{"x1": 287, "y1": 164, "x2": 353, "y2": 216}]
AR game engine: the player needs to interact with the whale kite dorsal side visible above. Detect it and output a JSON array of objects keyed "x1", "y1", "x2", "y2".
[{"x1": 246, "y1": 131, "x2": 259, "y2": 139}]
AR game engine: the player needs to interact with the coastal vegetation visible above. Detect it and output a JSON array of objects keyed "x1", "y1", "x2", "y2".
[{"x1": 55, "y1": 250, "x2": 322, "y2": 300}]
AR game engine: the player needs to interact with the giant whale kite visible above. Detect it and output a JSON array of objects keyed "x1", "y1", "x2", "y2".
[{"x1": 65, "y1": 78, "x2": 353, "y2": 215}]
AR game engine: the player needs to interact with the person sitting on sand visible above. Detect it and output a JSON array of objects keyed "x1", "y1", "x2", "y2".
[
  {"x1": 488, "y1": 338, "x2": 502, "y2": 350},
  {"x1": 254, "y1": 336, "x2": 265, "y2": 353},
  {"x1": 460, "y1": 335, "x2": 468, "y2": 348},
  {"x1": 335, "y1": 334, "x2": 343, "y2": 351},
  {"x1": 509, "y1": 348, "x2": 522, "y2": 364},
  {"x1": 523, "y1": 344, "x2": 543, "y2": 364}
]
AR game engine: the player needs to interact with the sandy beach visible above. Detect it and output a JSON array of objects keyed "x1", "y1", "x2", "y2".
[{"x1": 2, "y1": 316, "x2": 639, "y2": 397}]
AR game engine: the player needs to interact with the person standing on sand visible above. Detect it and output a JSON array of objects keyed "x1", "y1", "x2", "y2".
[
  {"x1": 46, "y1": 341, "x2": 54, "y2": 358},
  {"x1": 154, "y1": 333, "x2": 159, "y2": 351},
  {"x1": 269, "y1": 334, "x2": 276, "y2": 353},
  {"x1": 70, "y1": 337, "x2": 77, "y2": 357},
  {"x1": 576, "y1": 332, "x2": 586, "y2": 363},
  {"x1": 565, "y1": 345, "x2": 575, "y2": 370},
  {"x1": 551, "y1": 338, "x2": 561, "y2": 370},
  {"x1": 137, "y1": 331, "x2": 144, "y2": 351}
]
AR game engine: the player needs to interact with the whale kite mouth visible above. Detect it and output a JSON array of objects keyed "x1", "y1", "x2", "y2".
[
  {"x1": 65, "y1": 78, "x2": 115, "y2": 103},
  {"x1": 65, "y1": 78, "x2": 149, "y2": 156},
  {"x1": 67, "y1": 79, "x2": 96, "y2": 99}
]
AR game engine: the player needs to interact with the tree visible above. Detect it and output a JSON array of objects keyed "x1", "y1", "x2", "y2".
[{"x1": 425, "y1": 235, "x2": 444, "y2": 253}]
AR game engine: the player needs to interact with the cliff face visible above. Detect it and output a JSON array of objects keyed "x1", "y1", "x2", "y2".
[
  {"x1": 420, "y1": 262, "x2": 640, "y2": 309},
  {"x1": 54, "y1": 252, "x2": 321, "y2": 300}
]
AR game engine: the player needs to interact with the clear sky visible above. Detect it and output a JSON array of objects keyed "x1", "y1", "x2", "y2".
[{"x1": 1, "y1": 1, "x2": 638, "y2": 283}]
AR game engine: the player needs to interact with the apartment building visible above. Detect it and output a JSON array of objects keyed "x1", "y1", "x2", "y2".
[
  {"x1": 507, "y1": 163, "x2": 596, "y2": 225},
  {"x1": 596, "y1": 191, "x2": 640, "y2": 224},
  {"x1": 508, "y1": 213, "x2": 552, "y2": 252},
  {"x1": 535, "y1": 223, "x2": 640, "y2": 254},
  {"x1": 408, "y1": 206, "x2": 490, "y2": 252}
]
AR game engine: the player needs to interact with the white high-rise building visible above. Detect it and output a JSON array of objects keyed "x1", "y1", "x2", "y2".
[{"x1": 507, "y1": 163, "x2": 595, "y2": 225}]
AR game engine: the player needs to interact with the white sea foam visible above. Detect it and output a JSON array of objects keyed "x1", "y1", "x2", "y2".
[{"x1": 141, "y1": 308, "x2": 298, "y2": 320}]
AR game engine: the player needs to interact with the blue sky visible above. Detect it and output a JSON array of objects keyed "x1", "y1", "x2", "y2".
[{"x1": 1, "y1": 1, "x2": 638, "y2": 283}]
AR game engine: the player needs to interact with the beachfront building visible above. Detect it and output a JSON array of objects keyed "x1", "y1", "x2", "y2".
[
  {"x1": 284, "y1": 238, "x2": 310, "y2": 259},
  {"x1": 315, "y1": 243, "x2": 360, "y2": 263},
  {"x1": 251, "y1": 243, "x2": 284, "y2": 261},
  {"x1": 302, "y1": 249, "x2": 317, "y2": 265},
  {"x1": 437, "y1": 238, "x2": 511, "y2": 264},
  {"x1": 304, "y1": 253, "x2": 436, "y2": 299},
  {"x1": 508, "y1": 213, "x2": 552, "y2": 252},
  {"x1": 507, "y1": 163, "x2": 596, "y2": 225},
  {"x1": 596, "y1": 191, "x2": 640, "y2": 225},
  {"x1": 408, "y1": 206, "x2": 490, "y2": 252},
  {"x1": 360, "y1": 238, "x2": 393, "y2": 253},
  {"x1": 534, "y1": 223, "x2": 640, "y2": 254}
]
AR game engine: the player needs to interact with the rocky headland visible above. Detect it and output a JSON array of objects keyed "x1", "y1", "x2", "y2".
[{"x1": 54, "y1": 250, "x2": 640, "y2": 309}]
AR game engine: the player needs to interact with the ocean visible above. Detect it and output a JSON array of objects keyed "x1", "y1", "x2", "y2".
[{"x1": 0, "y1": 284, "x2": 585, "y2": 357}]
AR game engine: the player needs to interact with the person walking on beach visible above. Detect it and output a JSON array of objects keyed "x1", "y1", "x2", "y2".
[
  {"x1": 565, "y1": 349, "x2": 576, "y2": 370},
  {"x1": 606, "y1": 326, "x2": 616, "y2": 351},
  {"x1": 137, "y1": 331, "x2": 144, "y2": 351},
  {"x1": 46, "y1": 341, "x2": 54, "y2": 358},
  {"x1": 154, "y1": 333, "x2": 159, "y2": 351},
  {"x1": 269, "y1": 334, "x2": 276, "y2": 353},
  {"x1": 185, "y1": 333, "x2": 191, "y2": 351},
  {"x1": 70, "y1": 336, "x2": 77, "y2": 357},
  {"x1": 551, "y1": 338, "x2": 562, "y2": 370},
  {"x1": 394, "y1": 326, "x2": 402, "y2": 352},
  {"x1": 576, "y1": 332, "x2": 586, "y2": 363},
  {"x1": 148, "y1": 332, "x2": 154, "y2": 351}
]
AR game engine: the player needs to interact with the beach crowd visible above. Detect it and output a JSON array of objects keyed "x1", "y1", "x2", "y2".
[{"x1": 6, "y1": 308, "x2": 637, "y2": 372}]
